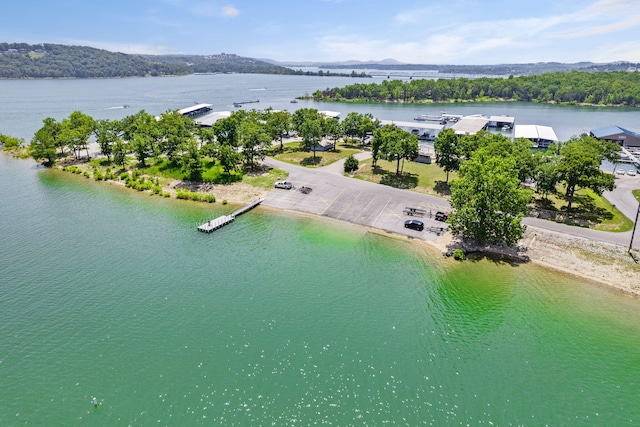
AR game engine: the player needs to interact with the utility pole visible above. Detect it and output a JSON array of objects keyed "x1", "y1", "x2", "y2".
[{"x1": 629, "y1": 202, "x2": 640, "y2": 253}]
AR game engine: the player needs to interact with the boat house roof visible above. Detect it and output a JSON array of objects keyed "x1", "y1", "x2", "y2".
[
  {"x1": 378, "y1": 120, "x2": 444, "y2": 131},
  {"x1": 590, "y1": 125, "x2": 640, "y2": 147},
  {"x1": 319, "y1": 110, "x2": 341, "y2": 119},
  {"x1": 450, "y1": 116, "x2": 489, "y2": 135},
  {"x1": 514, "y1": 124, "x2": 558, "y2": 143},
  {"x1": 195, "y1": 111, "x2": 232, "y2": 127},
  {"x1": 179, "y1": 103, "x2": 213, "y2": 118}
]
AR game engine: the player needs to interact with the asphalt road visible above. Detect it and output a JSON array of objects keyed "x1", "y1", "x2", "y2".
[{"x1": 262, "y1": 157, "x2": 640, "y2": 249}]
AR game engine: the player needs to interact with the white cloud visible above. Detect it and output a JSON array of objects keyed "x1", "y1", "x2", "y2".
[{"x1": 222, "y1": 5, "x2": 240, "y2": 18}]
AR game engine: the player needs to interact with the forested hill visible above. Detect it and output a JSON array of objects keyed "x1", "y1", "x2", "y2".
[{"x1": 0, "y1": 43, "x2": 298, "y2": 78}]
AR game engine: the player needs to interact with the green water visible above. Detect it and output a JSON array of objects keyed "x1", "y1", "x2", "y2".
[{"x1": 2, "y1": 155, "x2": 640, "y2": 426}]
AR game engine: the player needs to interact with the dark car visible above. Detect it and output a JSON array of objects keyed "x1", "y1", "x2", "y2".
[
  {"x1": 435, "y1": 211, "x2": 448, "y2": 222},
  {"x1": 404, "y1": 219, "x2": 424, "y2": 231}
]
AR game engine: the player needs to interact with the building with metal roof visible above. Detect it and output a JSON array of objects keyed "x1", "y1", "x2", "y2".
[
  {"x1": 514, "y1": 124, "x2": 558, "y2": 148},
  {"x1": 488, "y1": 115, "x2": 516, "y2": 128},
  {"x1": 195, "y1": 111, "x2": 232, "y2": 127},
  {"x1": 590, "y1": 125, "x2": 640, "y2": 148},
  {"x1": 178, "y1": 103, "x2": 214, "y2": 118},
  {"x1": 378, "y1": 120, "x2": 444, "y2": 140},
  {"x1": 319, "y1": 110, "x2": 341, "y2": 119},
  {"x1": 450, "y1": 115, "x2": 489, "y2": 135}
]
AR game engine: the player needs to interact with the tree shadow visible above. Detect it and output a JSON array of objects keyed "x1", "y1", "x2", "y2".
[
  {"x1": 434, "y1": 180, "x2": 451, "y2": 196},
  {"x1": 379, "y1": 171, "x2": 418, "y2": 189},
  {"x1": 531, "y1": 193, "x2": 613, "y2": 227},
  {"x1": 300, "y1": 156, "x2": 322, "y2": 166}
]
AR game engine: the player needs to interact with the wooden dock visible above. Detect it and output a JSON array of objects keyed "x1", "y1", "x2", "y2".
[{"x1": 197, "y1": 198, "x2": 264, "y2": 233}]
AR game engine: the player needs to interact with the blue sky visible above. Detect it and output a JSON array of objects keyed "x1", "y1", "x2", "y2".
[{"x1": 4, "y1": 0, "x2": 640, "y2": 64}]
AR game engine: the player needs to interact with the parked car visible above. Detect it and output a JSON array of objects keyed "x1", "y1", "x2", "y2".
[
  {"x1": 435, "y1": 211, "x2": 448, "y2": 222},
  {"x1": 404, "y1": 219, "x2": 424, "y2": 231},
  {"x1": 615, "y1": 169, "x2": 626, "y2": 176},
  {"x1": 628, "y1": 169, "x2": 637, "y2": 176},
  {"x1": 274, "y1": 181, "x2": 293, "y2": 189}
]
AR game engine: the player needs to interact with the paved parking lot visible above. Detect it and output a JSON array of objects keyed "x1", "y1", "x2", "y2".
[{"x1": 262, "y1": 158, "x2": 451, "y2": 241}]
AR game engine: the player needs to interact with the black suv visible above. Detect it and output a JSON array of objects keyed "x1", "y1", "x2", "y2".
[{"x1": 404, "y1": 219, "x2": 424, "y2": 231}]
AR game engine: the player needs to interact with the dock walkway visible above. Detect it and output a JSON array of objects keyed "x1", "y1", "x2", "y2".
[{"x1": 197, "y1": 198, "x2": 264, "y2": 233}]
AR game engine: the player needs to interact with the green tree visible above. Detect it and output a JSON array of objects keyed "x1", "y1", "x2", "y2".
[
  {"x1": 131, "y1": 134, "x2": 152, "y2": 167},
  {"x1": 159, "y1": 110, "x2": 195, "y2": 163},
  {"x1": 58, "y1": 111, "x2": 96, "y2": 159},
  {"x1": 94, "y1": 119, "x2": 121, "y2": 161},
  {"x1": 180, "y1": 138, "x2": 203, "y2": 181},
  {"x1": 323, "y1": 117, "x2": 343, "y2": 151},
  {"x1": 292, "y1": 108, "x2": 324, "y2": 158},
  {"x1": 377, "y1": 125, "x2": 419, "y2": 176},
  {"x1": 341, "y1": 111, "x2": 362, "y2": 141},
  {"x1": 0, "y1": 133, "x2": 24, "y2": 151},
  {"x1": 30, "y1": 117, "x2": 58, "y2": 166},
  {"x1": 433, "y1": 129, "x2": 460, "y2": 183},
  {"x1": 264, "y1": 109, "x2": 291, "y2": 151},
  {"x1": 112, "y1": 139, "x2": 127, "y2": 170},
  {"x1": 239, "y1": 119, "x2": 270, "y2": 167},
  {"x1": 344, "y1": 154, "x2": 359, "y2": 173},
  {"x1": 448, "y1": 146, "x2": 532, "y2": 246},
  {"x1": 357, "y1": 113, "x2": 380, "y2": 145},
  {"x1": 533, "y1": 154, "x2": 560, "y2": 201},
  {"x1": 217, "y1": 143, "x2": 242, "y2": 175},
  {"x1": 556, "y1": 134, "x2": 619, "y2": 209}
]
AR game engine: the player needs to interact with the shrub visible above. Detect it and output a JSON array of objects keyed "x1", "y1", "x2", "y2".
[
  {"x1": 176, "y1": 189, "x2": 190, "y2": 200},
  {"x1": 344, "y1": 154, "x2": 359, "y2": 173},
  {"x1": 452, "y1": 249, "x2": 465, "y2": 261},
  {"x1": 120, "y1": 171, "x2": 130, "y2": 180},
  {"x1": 204, "y1": 194, "x2": 216, "y2": 203},
  {"x1": 222, "y1": 199, "x2": 228, "y2": 205},
  {"x1": 83, "y1": 171, "x2": 90, "y2": 178},
  {"x1": 93, "y1": 168, "x2": 104, "y2": 181}
]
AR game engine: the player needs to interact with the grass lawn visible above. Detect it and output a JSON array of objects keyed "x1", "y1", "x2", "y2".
[
  {"x1": 634, "y1": 189, "x2": 640, "y2": 203},
  {"x1": 86, "y1": 156, "x2": 287, "y2": 189},
  {"x1": 531, "y1": 187, "x2": 632, "y2": 232},
  {"x1": 269, "y1": 140, "x2": 361, "y2": 167},
  {"x1": 353, "y1": 158, "x2": 457, "y2": 197}
]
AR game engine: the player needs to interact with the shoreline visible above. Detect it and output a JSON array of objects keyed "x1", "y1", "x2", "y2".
[
  {"x1": 30, "y1": 152, "x2": 640, "y2": 298},
  {"x1": 261, "y1": 203, "x2": 640, "y2": 297}
]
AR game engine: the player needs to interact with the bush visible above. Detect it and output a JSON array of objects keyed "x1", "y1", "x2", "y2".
[
  {"x1": 83, "y1": 171, "x2": 90, "y2": 178},
  {"x1": 222, "y1": 199, "x2": 228, "y2": 205},
  {"x1": 204, "y1": 194, "x2": 216, "y2": 203},
  {"x1": 120, "y1": 171, "x2": 130, "y2": 181},
  {"x1": 93, "y1": 168, "x2": 104, "y2": 181},
  {"x1": 344, "y1": 154, "x2": 359, "y2": 173},
  {"x1": 452, "y1": 249, "x2": 465, "y2": 261}
]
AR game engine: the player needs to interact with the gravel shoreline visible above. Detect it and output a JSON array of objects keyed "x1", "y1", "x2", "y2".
[{"x1": 429, "y1": 225, "x2": 640, "y2": 297}]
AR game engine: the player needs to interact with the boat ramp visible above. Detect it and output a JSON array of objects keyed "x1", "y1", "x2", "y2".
[{"x1": 197, "y1": 198, "x2": 264, "y2": 233}]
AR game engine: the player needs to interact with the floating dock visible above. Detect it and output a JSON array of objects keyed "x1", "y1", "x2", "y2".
[
  {"x1": 197, "y1": 198, "x2": 264, "y2": 233},
  {"x1": 233, "y1": 100, "x2": 260, "y2": 107}
]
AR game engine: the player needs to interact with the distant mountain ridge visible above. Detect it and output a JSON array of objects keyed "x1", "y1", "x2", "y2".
[
  {"x1": 268, "y1": 59, "x2": 640, "y2": 76},
  {"x1": 0, "y1": 43, "x2": 298, "y2": 78},
  {"x1": 1, "y1": 42, "x2": 638, "y2": 79}
]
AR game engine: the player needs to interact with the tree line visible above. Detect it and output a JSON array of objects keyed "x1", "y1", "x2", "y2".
[
  {"x1": 433, "y1": 129, "x2": 620, "y2": 246},
  {"x1": 28, "y1": 109, "x2": 395, "y2": 182},
  {"x1": 25, "y1": 105, "x2": 621, "y2": 248},
  {"x1": 312, "y1": 71, "x2": 640, "y2": 106},
  {"x1": 0, "y1": 43, "x2": 371, "y2": 79}
]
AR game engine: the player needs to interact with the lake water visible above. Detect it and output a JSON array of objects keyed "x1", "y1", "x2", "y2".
[{"x1": 2, "y1": 75, "x2": 640, "y2": 425}]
